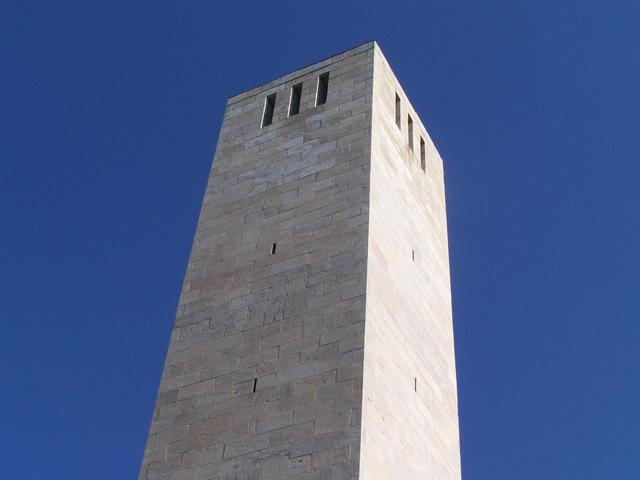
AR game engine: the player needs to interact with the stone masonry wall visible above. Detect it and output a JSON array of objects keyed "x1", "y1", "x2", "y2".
[
  {"x1": 359, "y1": 45, "x2": 461, "y2": 479},
  {"x1": 139, "y1": 43, "x2": 375, "y2": 480}
]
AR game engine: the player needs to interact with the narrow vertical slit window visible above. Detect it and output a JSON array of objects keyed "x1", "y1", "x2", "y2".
[
  {"x1": 261, "y1": 94, "x2": 276, "y2": 127},
  {"x1": 271, "y1": 243, "x2": 277, "y2": 255},
  {"x1": 414, "y1": 378, "x2": 418, "y2": 392},
  {"x1": 288, "y1": 83, "x2": 302, "y2": 117},
  {"x1": 408, "y1": 114, "x2": 414, "y2": 150},
  {"x1": 412, "y1": 249, "x2": 415, "y2": 261},
  {"x1": 316, "y1": 72, "x2": 329, "y2": 106},
  {"x1": 395, "y1": 93, "x2": 401, "y2": 129},
  {"x1": 251, "y1": 378, "x2": 257, "y2": 393},
  {"x1": 420, "y1": 137, "x2": 426, "y2": 171}
]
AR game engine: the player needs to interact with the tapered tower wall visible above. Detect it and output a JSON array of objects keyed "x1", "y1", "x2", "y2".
[
  {"x1": 139, "y1": 41, "x2": 461, "y2": 480},
  {"x1": 139, "y1": 43, "x2": 374, "y2": 480},
  {"x1": 359, "y1": 45, "x2": 461, "y2": 480}
]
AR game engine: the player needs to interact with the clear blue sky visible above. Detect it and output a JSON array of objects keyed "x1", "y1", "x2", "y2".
[{"x1": 2, "y1": 1, "x2": 639, "y2": 478}]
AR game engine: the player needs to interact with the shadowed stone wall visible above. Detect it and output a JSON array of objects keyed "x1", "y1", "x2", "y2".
[{"x1": 139, "y1": 42, "x2": 374, "y2": 480}]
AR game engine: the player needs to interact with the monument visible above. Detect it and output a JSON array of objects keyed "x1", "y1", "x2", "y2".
[{"x1": 139, "y1": 41, "x2": 461, "y2": 480}]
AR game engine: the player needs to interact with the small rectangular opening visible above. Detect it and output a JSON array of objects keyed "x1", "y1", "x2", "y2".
[
  {"x1": 288, "y1": 83, "x2": 302, "y2": 117},
  {"x1": 408, "y1": 114, "x2": 414, "y2": 150},
  {"x1": 271, "y1": 243, "x2": 277, "y2": 255},
  {"x1": 414, "y1": 378, "x2": 417, "y2": 392},
  {"x1": 395, "y1": 94, "x2": 401, "y2": 129},
  {"x1": 262, "y1": 94, "x2": 276, "y2": 127},
  {"x1": 316, "y1": 73, "x2": 329, "y2": 106},
  {"x1": 420, "y1": 137, "x2": 426, "y2": 171},
  {"x1": 252, "y1": 378, "x2": 257, "y2": 393},
  {"x1": 412, "y1": 249, "x2": 415, "y2": 261}
]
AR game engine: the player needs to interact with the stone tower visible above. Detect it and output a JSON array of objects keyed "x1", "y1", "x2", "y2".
[{"x1": 139, "y1": 41, "x2": 461, "y2": 480}]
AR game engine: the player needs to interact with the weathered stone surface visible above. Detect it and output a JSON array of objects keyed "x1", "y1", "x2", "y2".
[{"x1": 139, "y1": 41, "x2": 460, "y2": 480}]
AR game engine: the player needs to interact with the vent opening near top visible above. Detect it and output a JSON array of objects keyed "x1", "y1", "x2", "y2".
[
  {"x1": 408, "y1": 114, "x2": 414, "y2": 150},
  {"x1": 316, "y1": 72, "x2": 329, "y2": 106},
  {"x1": 289, "y1": 83, "x2": 302, "y2": 117},
  {"x1": 261, "y1": 94, "x2": 276, "y2": 127}
]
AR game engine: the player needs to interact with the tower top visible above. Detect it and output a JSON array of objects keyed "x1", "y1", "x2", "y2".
[{"x1": 227, "y1": 40, "x2": 377, "y2": 104}]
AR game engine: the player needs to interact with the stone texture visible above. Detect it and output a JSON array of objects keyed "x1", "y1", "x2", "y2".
[
  {"x1": 359, "y1": 45, "x2": 461, "y2": 480},
  {"x1": 139, "y1": 41, "x2": 460, "y2": 480}
]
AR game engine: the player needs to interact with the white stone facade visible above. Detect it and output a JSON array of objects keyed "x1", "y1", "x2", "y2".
[
  {"x1": 139, "y1": 41, "x2": 460, "y2": 480},
  {"x1": 360, "y1": 45, "x2": 461, "y2": 480}
]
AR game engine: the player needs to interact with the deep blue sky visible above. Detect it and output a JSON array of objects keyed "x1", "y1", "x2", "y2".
[{"x1": 2, "y1": 1, "x2": 639, "y2": 478}]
